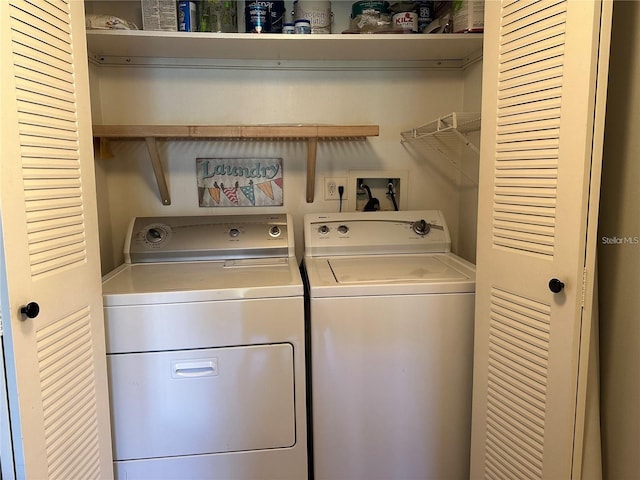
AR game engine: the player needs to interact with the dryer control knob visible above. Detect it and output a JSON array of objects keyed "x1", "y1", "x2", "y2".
[
  {"x1": 229, "y1": 228, "x2": 240, "y2": 238},
  {"x1": 337, "y1": 225, "x2": 349, "y2": 235},
  {"x1": 412, "y1": 219, "x2": 430, "y2": 236},
  {"x1": 146, "y1": 227, "x2": 166, "y2": 243},
  {"x1": 318, "y1": 225, "x2": 329, "y2": 235},
  {"x1": 269, "y1": 225, "x2": 282, "y2": 237}
]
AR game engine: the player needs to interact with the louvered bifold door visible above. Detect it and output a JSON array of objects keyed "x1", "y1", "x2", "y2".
[
  {"x1": 471, "y1": 1, "x2": 610, "y2": 479},
  {"x1": 0, "y1": 0, "x2": 113, "y2": 479}
]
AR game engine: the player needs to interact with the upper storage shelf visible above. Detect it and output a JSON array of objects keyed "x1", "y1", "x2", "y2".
[{"x1": 85, "y1": 31, "x2": 483, "y2": 65}]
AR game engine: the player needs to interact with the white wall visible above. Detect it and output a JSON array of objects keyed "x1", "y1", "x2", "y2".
[
  {"x1": 91, "y1": 60, "x2": 480, "y2": 271},
  {"x1": 598, "y1": 1, "x2": 640, "y2": 477}
]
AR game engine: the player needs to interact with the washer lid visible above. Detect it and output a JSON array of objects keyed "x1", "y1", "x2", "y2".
[
  {"x1": 304, "y1": 253, "x2": 475, "y2": 297},
  {"x1": 329, "y1": 256, "x2": 468, "y2": 283},
  {"x1": 102, "y1": 258, "x2": 302, "y2": 306}
]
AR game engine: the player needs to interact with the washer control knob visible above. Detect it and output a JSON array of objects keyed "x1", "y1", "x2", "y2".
[
  {"x1": 412, "y1": 219, "x2": 430, "y2": 236},
  {"x1": 229, "y1": 228, "x2": 240, "y2": 238},
  {"x1": 318, "y1": 225, "x2": 330, "y2": 235},
  {"x1": 269, "y1": 225, "x2": 282, "y2": 238},
  {"x1": 145, "y1": 227, "x2": 165, "y2": 244},
  {"x1": 337, "y1": 225, "x2": 349, "y2": 235}
]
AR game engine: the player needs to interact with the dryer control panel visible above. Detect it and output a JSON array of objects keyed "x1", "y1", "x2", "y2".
[
  {"x1": 304, "y1": 210, "x2": 451, "y2": 257},
  {"x1": 125, "y1": 214, "x2": 293, "y2": 263}
]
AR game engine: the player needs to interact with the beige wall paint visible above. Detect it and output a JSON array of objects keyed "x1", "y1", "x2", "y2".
[
  {"x1": 89, "y1": 62, "x2": 115, "y2": 275},
  {"x1": 458, "y1": 59, "x2": 482, "y2": 263},
  {"x1": 598, "y1": 1, "x2": 640, "y2": 477},
  {"x1": 91, "y1": 64, "x2": 479, "y2": 270}
]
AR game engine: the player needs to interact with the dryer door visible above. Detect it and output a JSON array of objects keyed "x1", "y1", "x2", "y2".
[{"x1": 109, "y1": 343, "x2": 295, "y2": 460}]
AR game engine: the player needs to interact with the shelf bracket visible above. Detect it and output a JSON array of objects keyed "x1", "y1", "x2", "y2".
[
  {"x1": 450, "y1": 128, "x2": 480, "y2": 155},
  {"x1": 144, "y1": 137, "x2": 171, "y2": 205},
  {"x1": 100, "y1": 137, "x2": 113, "y2": 158},
  {"x1": 306, "y1": 137, "x2": 318, "y2": 203}
]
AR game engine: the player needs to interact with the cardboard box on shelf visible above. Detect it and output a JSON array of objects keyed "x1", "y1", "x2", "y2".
[{"x1": 142, "y1": 0, "x2": 178, "y2": 31}]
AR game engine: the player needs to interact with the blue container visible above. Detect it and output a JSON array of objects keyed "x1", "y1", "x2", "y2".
[
  {"x1": 294, "y1": 18, "x2": 311, "y2": 34},
  {"x1": 269, "y1": 0, "x2": 285, "y2": 32},
  {"x1": 178, "y1": 1, "x2": 198, "y2": 31},
  {"x1": 245, "y1": 3, "x2": 271, "y2": 32},
  {"x1": 282, "y1": 22, "x2": 295, "y2": 33},
  {"x1": 418, "y1": 1, "x2": 435, "y2": 32},
  {"x1": 244, "y1": 1, "x2": 285, "y2": 32}
]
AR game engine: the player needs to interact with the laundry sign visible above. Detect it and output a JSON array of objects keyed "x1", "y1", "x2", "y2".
[{"x1": 196, "y1": 158, "x2": 283, "y2": 207}]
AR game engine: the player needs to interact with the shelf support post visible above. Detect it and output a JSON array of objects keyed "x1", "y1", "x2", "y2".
[
  {"x1": 306, "y1": 137, "x2": 318, "y2": 203},
  {"x1": 144, "y1": 136, "x2": 171, "y2": 205}
]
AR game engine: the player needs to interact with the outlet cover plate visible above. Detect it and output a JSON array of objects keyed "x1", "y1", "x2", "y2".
[{"x1": 324, "y1": 176, "x2": 348, "y2": 200}]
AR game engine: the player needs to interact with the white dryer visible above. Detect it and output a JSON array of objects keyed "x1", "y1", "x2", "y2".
[
  {"x1": 101, "y1": 214, "x2": 307, "y2": 479},
  {"x1": 303, "y1": 210, "x2": 475, "y2": 480}
]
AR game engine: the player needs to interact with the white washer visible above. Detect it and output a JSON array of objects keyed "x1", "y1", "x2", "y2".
[
  {"x1": 303, "y1": 210, "x2": 475, "y2": 480},
  {"x1": 102, "y1": 214, "x2": 307, "y2": 480}
]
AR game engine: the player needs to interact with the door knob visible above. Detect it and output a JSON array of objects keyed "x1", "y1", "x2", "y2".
[
  {"x1": 20, "y1": 302, "x2": 40, "y2": 319},
  {"x1": 548, "y1": 278, "x2": 565, "y2": 293}
]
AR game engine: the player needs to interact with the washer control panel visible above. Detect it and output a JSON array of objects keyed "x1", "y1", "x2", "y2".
[
  {"x1": 304, "y1": 210, "x2": 451, "y2": 257},
  {"x1": 126, "y1": 214, "x2": 292, "y2": 263}
]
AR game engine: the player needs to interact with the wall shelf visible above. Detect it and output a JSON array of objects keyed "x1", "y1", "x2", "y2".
[
  {"x1": 401, "y1": 112, "x2": 481, "y2": 183},
  {"x1": 93, "y1": 124, "x2": 379, "y2": 205},
  {"x1": 85, "y1": 30, "x2": 483, "y2": 66}
]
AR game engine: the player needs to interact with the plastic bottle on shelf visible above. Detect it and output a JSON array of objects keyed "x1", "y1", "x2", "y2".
[
  {"x1": 294, "y1": 18, "x2": 311, "y2": 33},
  {"x1": 199, "y1": 0, "x2": 238, "y2": 32}
]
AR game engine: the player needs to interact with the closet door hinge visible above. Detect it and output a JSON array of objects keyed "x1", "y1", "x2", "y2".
[{"x1": 581, "y1": 267, "x2": 588, "y2": 307}]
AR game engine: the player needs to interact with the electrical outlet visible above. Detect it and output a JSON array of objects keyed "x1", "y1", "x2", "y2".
[{"x1": 324, "y1": 176, "x2": 347, "y2": 200}]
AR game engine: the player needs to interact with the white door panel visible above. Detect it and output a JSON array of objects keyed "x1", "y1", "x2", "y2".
[
  {"x1": 471, "y1": 1, "x2": 611, "y2": 478},
  {"x1": 309, "y1": 293, "x2": 475, "y2": 480},
  {"x1": 0, "y1": 0, "x2": 113, "y2": 478},
  {"x1": 109, "y1": 344, "x2": 295, "y2": 460}
]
